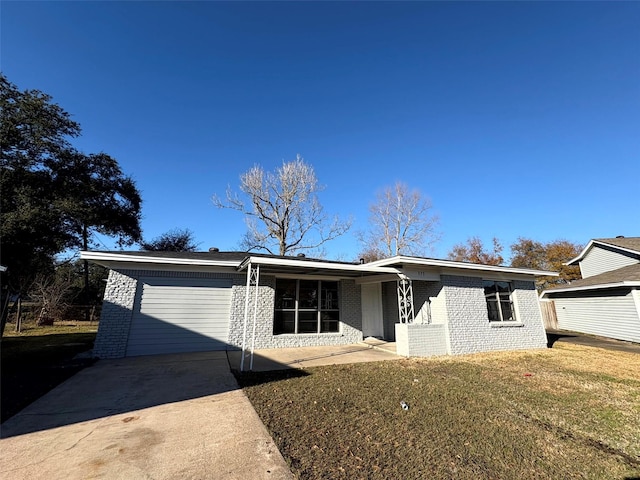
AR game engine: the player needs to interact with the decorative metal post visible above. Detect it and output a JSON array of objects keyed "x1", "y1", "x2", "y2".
[
  {"x1": 397, "y1": 278, "x2": 415, "y2": 324},
  {"x1": 241, "y1": 262, "x2": 260, "y2": 371},
  {"x1": 249, "y1": 264, "x2": 260, "y2": 371}
]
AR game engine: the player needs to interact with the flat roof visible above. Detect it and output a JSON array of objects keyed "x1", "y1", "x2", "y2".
[{"x1": 81, "y1": 250, "x2": 556, "y2": 279}]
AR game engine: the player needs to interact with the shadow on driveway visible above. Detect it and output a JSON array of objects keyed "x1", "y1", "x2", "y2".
[
  {"x1": 0, "y1": 350, "x2": 290, "y2": 438},
  {"x1": 547, "y1": 330, "x2": 640, "y2": 354}
]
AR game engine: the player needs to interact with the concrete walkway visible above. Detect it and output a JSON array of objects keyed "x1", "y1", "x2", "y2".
[
  {"x1": 228, "y1": 341, "x2": 401, "y2": 372},
  {"x1": 0, "y1": 352, "x2": 294, "y2": 480}
]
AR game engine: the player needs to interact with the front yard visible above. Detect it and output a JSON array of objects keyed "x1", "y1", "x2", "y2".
[
  {"x1": 1, "y1": 323, "x2": 97, "y2": 423},
  {"x1": 239, "y1": 343, "x2": 640, "y2": 479}
]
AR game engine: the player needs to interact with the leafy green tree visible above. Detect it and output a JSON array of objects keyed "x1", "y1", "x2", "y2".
[
  {"x1": 141, "y1": 228, "x2": 199, "y2": 252},
  {"x1": 447, "y1": 236, "x2": 504, "y2": 265},
  {"x1": 1, "y1": 74, "x2": 142, "y2": 304},
  {"x1": 1, "y1": 74, "x2": 80, "y2": 294}
]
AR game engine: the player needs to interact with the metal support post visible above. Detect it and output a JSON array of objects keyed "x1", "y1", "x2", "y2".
[{"x1": 397, "y1": 278, "x2": 415, "y2": 324}]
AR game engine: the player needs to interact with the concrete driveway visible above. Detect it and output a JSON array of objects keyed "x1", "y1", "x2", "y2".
[
  {"x1": 0, "y1": 352, "x2": 293, "y2": 480},
  {"x1": 228, "y1": 341, "x2": 401, "y2": 372},
  {"x1": 547, "y1": 330, "x2": 640, "y2": 354}
]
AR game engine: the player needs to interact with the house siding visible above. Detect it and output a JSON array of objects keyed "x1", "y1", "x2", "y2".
[
  {"x1": 95, "y1": 269, "x2": 245, "y2": 358},
  {"x1": 580, "y1": 245, "x2": 639, "y2": 278},
  {"x1": 554, "y1": 289, "x2": 640, "y2": 343},
  {"x1": 442, "y1": 275, "x2": 547, "y2": 355},
  {"x1": 97, "y1": 271, "x2": 363, "y2": 357}
]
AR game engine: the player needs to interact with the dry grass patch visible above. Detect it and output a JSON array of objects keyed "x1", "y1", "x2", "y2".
[{"x1": 238, "y1": 344, "x2": 640, "y2": 480}]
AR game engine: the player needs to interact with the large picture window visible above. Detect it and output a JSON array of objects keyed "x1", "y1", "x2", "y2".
[
  {"x1": 274, "y1": 279, "x2": 340, "y2": 334},
  {"x1": 483, "y1": 280, "x2": 516, "y2": 322}
]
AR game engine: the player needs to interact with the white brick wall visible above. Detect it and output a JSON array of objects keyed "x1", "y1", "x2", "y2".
[
  {"x1": 96, "y1": 270, "x2": 363, "y2": 357},
  {"x1": 395, "y1": 323, "x2": 448, "y2": 357},
  {"x1": 95, "y1": 267, "x2": 546, "y2": 359},
  {"x1": 93, "y1": 270, "x2": 138, "y2": 358},
  {"x1": 229, "y1": 278, "x2": 362, "y2": 349},
  {"x1": 442, "y1": 275, "x2": 547, "y2": 355},
  {"x1": 94, "y1": 269, "x2": 245, "y2": 358}
]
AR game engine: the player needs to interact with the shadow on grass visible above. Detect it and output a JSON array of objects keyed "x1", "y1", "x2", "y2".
[
  {"x1": 234, "y1": 368, "x2": 310, "y2": 389},
  {"x1": 1, "y1": 333, "x2": 97, "y2": 423}
]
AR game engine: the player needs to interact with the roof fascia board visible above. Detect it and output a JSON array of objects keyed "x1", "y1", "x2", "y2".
[
  {"x1": 566, "y1": 240, "x2": 640, "y2": 266},
  {"x1": 400, "y1": 269, "x2": 441, "y2": 282},
  {"x1": 540, "y1": 281, "x2": 640, "y2": 299},
  {"x1": 80, "y1": 251, "x2": 241, "y2": 268},
  {"x1": 565, "y1": 240, "x2": 595, "y2": 265},
  {"x1": 440, "y1": 268, "x2": 537, "y2": 282},
  {"x1": 94, "y1": 261, "x2": 241, "y2": 273},
  {"x1": 369, "y1": 256, "x2": 557, "y2": 277},
  {"x1": 274, "y1": 273, "x2": 350, "y2": 281},
  {"x1": 355, "y1": 274, "x2": 404, "y2": 285},
  {"x1": 240, "y1": 256, "x2": 400, "y2": 274}
]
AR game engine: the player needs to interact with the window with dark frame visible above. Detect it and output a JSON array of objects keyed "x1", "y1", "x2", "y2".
[
  {"x1": 483, "y1": 280, "x2": 515, "y2": 322},
  {"x1": 274, "y1": 279, "x2": 340, "y2": 334}
]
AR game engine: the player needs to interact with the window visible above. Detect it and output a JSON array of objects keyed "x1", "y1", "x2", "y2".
[
  {"x1": 274, "y1": 279, "x2": 340, "y2": 334},
  {"x1": 483, "y1": 280, "x2": 515, "y2": 322}
]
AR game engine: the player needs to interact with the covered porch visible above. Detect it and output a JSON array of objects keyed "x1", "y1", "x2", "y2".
[{"x1": 357, "y1": 273, "x2": 450, "y2": 357}]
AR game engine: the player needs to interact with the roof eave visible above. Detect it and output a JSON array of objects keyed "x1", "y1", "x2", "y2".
[
  {"x1": 367, "y1": 256, "x2": 557, "y2": 277},
  {"x1": 239, "y1": 256, "x2": 400, "y2": 274},
  {"x1": 80, "y1": 251, "x2": 242, "y2": 268},
  {"x1": 540, "y1": 280, "x2": 640, "y2": 299},
  {"x1": 566, "y1": 239, "x2": 640, "y2": 266}
]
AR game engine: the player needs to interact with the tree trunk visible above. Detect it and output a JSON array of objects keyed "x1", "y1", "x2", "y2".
[
  {"x1": 14, "y1": 296, "x2": 22, "y2": 332},
  {"x1": 83, "y1": 224, "x2": 90, "y2": 322},
  {"x1": 0, "y1": 288, "x2": 10, "y2": 337}
]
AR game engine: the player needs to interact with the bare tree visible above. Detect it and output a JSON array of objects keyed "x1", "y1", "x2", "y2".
[
  {"x1": 358, "y1": 182, "x2": 439, "y2": 258},
  {"x1": 448, "y1": 236, "x2": 504, "y2": 265},
  {"x1": 212, "y1": 155, "x2": 351, "y2": 256},
  {"x1": 30, "y1": 268, "x2": 76, "y2": 326}
]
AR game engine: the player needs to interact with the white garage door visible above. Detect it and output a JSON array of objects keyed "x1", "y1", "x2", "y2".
[{"x1": 126, "y1": 277, "x2": 233, "y2": 356}]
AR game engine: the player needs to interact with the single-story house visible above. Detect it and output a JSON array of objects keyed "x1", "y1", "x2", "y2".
[
  {"x1": 541, "y1": 237, "x2": 640, "y2": 343},
  {"x1": 81, "y1": 250, "x2": 557, "y2": 363}
]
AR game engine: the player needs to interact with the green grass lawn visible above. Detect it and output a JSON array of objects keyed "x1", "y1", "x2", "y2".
[
  {"x1": 1, "y1": 323, "x2": 97, "y2": 423},
  {"x1": 238, "y1": 343, "x2": 640, "y2": 480}
]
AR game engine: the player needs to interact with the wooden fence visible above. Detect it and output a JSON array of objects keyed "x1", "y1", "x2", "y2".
[{"x1": 539, "y1": 300, "x2": 558, "y2": 330}]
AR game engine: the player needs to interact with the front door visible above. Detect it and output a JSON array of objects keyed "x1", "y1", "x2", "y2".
[{"x1": 361, "y1": 283, "x2": 384, "y2": 338}]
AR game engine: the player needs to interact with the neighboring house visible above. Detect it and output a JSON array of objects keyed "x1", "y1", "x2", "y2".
[
  {"x1": 541, "y1": 237, "x2": 640, "y2": 343},
  {"x1": 81, "y1": 250, "x2": 556, "y2": 361}
]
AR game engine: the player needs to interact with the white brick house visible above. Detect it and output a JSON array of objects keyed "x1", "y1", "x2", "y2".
[{"x1": 82, "y1": 251, "x2": 556, "y2": 359}]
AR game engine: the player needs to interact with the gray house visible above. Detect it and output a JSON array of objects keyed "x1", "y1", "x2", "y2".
[
  {"x1": 82, "y1": 250, "x2": 556, "y2": 361},
  {"x1": 541, "y1": 237, "x2": 640, "y2": 343}
]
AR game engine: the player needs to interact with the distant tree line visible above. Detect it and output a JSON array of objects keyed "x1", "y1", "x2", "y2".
[{"x1": 447, "y1": 236, "x2": 582, "y2": 290}]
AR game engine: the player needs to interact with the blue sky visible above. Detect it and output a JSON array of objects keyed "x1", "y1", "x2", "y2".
[{"x1": 3, "y1": 1, "x2": 639, "y2": 261}]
